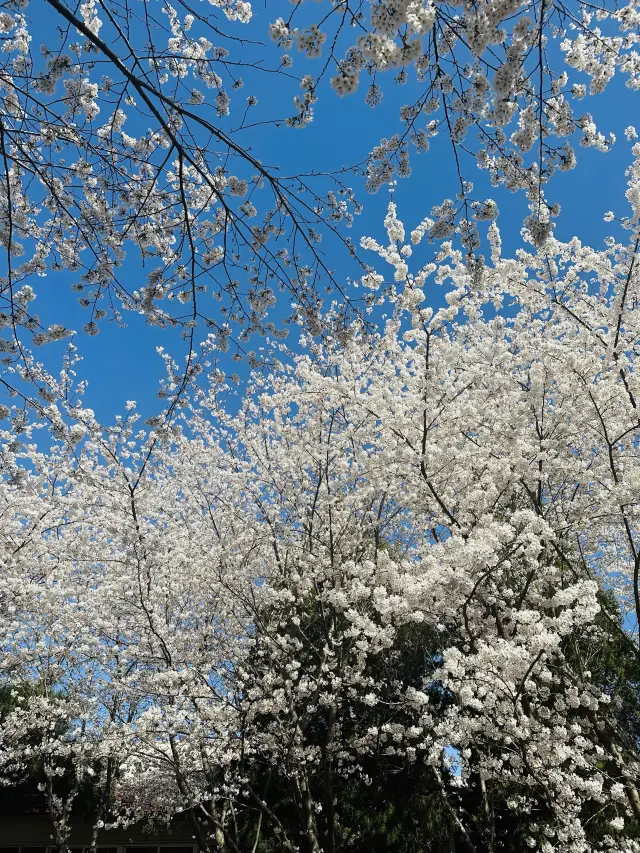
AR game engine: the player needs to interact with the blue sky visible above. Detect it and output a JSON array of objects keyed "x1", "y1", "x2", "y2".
[{"x1": 17, "y1": 0, "x2": 637, "y2": 426}]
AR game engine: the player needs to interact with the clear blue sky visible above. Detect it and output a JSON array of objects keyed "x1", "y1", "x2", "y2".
[{"x1": 18, "y1": 1, "x2": 635, "y2": 425}]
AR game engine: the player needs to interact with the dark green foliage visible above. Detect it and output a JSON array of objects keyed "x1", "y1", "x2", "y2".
[{"x1": 1, "y1": 587, "x2": 639, "y2": 852}]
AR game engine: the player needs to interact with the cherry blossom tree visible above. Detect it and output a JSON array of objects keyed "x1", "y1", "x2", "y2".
[
  {"x1": 1, "y1": 0, "x2": 640, "y2": 401},
  {"x1": 271, "y1": 0, "x2": 640, "y2": 248},
  {"x1": 1, "y1": 138, "x2": 640, "y2": 850},
  {"x1": 0, "y1": 0, "x2": 364, "y2": 402}
]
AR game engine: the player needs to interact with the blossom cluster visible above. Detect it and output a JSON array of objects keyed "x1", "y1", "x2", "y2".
[{"x1": 1, "y1": 186, "x2": 640, "y2": 849}]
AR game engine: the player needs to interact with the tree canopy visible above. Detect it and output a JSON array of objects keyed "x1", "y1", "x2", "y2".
[{"x1": 1, "y1": 0, "x2": 640, "y2": 851}]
